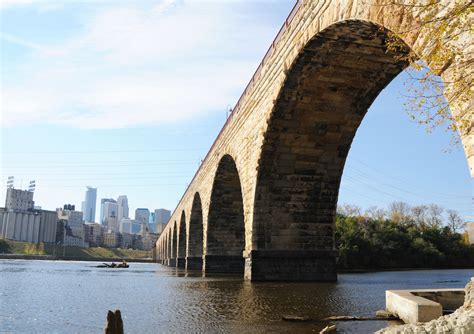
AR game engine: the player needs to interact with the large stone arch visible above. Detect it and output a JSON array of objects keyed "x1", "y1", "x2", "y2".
[
  {"x1": 204, "y1": 154, "x2": 246, "y2": 273},
  {"x1": 186, "y1": 192, "x2": 204, "y2": 270},
  {"x1": 177, "y1": 211, "x2": 186, "y2": 268},
  {"x1": 248, "y1": 20, "x2": 412, "y2": 281}
]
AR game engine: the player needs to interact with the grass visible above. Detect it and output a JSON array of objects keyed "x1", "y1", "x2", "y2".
[{"x1": 0, "y1": 239, "x2": 150, "y2": 259}]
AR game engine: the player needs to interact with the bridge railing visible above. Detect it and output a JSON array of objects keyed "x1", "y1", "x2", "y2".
[{"x1": 161, "y1": 0, "x2": 303, "y2": 235}]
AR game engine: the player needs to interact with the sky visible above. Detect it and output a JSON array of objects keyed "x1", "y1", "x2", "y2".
[{"x1": 0, "y1": 0, "x2": 472, "y2": 222}]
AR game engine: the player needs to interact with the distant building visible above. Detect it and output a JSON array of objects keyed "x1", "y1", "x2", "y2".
[
  {"x1": 121, "y1": 232, "x2": 136, "y2": 249},
  {"x1": 135, "y1": 208, "x2": 150, "y2": 225},
  {"x1": 57, "y1": 204, "x2": 84, "y2": 240},
  {"x1": 5, "y1": 188, "x2": 35, "y2": 211},
  {"x1": 84, "y1": 222, "x2": 104, "y2": 247},
  {"x1": 82, "y1": 187, "x2": 97, "y2": 222},
  {"x1": 103, "y1": 231, "x2": 122, "y2": 248},
  {"x1": 0, "y1": 188, "x2": 57, "y2": 243},
  {"x1": 64, "y1": 234, "x2": 87, "y2": 247},
  {"x1": 142, "y1": 232, "x2": 159, "y2": 251},
  {"x1": 100, "y1": 199, "x2": 119, "y2": 232},
  {"x1": 153, "y1": 208, "x2": 170, "y2": 233},
  {"x1": 119, "y1": 218, "x2": 141, "y2": 234},
  {"x1": 117, "y1": 195, "x2": 129, "y2": 222}
]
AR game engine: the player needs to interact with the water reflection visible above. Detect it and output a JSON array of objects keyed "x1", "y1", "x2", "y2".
[{"x1": 0, "y1": 260, "x2": 471, "y2": 333}]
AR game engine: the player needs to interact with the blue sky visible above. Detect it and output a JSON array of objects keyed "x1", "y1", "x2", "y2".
[{"x1": 0, "y1": 0, "x2": 471, "y2": 222}]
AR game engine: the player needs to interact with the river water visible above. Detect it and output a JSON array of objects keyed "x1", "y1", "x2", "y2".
[{"x1": 0, "y1": 260, "x2": 472, "y2": 333}]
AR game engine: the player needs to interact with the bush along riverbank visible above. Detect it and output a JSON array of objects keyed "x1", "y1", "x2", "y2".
[
  {"x1": 0, "y1": 239, "x2": 151, "y2": 261},
  {"x1": 335, "y1": 213, "x2": 474, "y2": 271}
]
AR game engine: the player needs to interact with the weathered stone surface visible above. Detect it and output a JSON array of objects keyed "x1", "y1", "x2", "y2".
[
  {"x1": 185, "y1": 256, "x2": 202, "y2": 271},
  {"x1": 377, "y1": 278, "x2": 474, "y2": 333},
  {"x1": 155, "y1": 0, "x2": 473, "y2": 281}
]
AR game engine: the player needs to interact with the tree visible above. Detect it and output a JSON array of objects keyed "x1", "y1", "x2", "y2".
[
  {"x1": 411, "y1": 205, "x2": 428, "y2": 229},
  {"x1": 426, "y1": 203, "x2": 444, "y2": 228},
  {"x1": 337, "y1": 204, "x2": 362, "y2": 217},
  {"x1": 447, "y1": 209, "x2": 465, "y2": 233},
  {"x1": 365, "y1": 206, "x2": 387, "y2": 221},
  {"x1": 389, "y1": 201, "x2": 413, "y2": 225},
  {"x1": 381, "y1": 0, "x2": 473, "y2": 144}
]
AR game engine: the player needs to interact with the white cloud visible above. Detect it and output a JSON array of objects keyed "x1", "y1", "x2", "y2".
[{"x1": 1, "y1": 1, "x2": 277, "y2": 129}]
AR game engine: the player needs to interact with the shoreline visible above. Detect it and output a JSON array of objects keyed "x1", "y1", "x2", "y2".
[
  {"x1": 1, "y1": 255, "x2": 472, "y2": 271},
  {"x1": 0, "y1": 253, "x2": 153, "y2": 263}
]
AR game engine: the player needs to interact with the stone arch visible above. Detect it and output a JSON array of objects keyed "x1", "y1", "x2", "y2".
[
  {"x1": 204, "y1": 154, "x2": 246, "y2": 274},
  {"x1": 248, "y1": 20, "x2": 413, "y2": 281},
  {"x1": 177, "y1": 211, "x2": 186, "y2": 268},
  {"x1": 186, "y1": 192, "x2": 204, "y2": 270},
  {"x1": 170, "y1": 221, "x2": 177, "y2": 267},
  {"x1": 164, "y1": 233, "x2": 171, "y2": 261}
]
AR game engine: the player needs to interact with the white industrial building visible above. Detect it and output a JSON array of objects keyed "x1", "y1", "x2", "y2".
[{"x1": 0, "y1": 187, "x2": 58, "y2": 244}]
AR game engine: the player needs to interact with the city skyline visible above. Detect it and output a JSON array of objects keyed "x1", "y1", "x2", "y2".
[{"x1": 0, "y1": 0, "x2": 471, "y2": 222}]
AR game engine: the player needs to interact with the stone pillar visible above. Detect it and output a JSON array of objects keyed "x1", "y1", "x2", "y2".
[
  {"x1": 185, "y1": 257, "x2": 203, "y2": 271},
  {"x1": 203, "y1": 255, "x2": 245, "y2": 274},
  {"x1": 176, "y1": 257, "x2": 186, "y2": 268},
  {"x1": 244, "y1": 250, "x2": 337, "y2": 282},
  {"x1": 168, "y1": 258, "x2": 176, "y2": 267}
]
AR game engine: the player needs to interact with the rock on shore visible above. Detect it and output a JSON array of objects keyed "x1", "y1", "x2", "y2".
[{"x1": 377, "y1": 278, "x2": 474, "y2": 334}]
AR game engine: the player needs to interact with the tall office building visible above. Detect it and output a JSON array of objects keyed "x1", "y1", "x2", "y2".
[
  {"x1": 100, "y1": 198, "x2": 119, "y2": 232},
  {"x1": 100, "y1": 198, "x2": 115, "y2": 223},
  {"x1": 82, "y1": 187, "x2": 97, "y2": 222},
  {"x1": 153, "y1": 208, "x2": 171, "y2": 233},
  {"x1": 135, "y1": 208, "x2": 150, "y2": 226},
  {"x1": 117, "y1": 195, "x2": 129, "y2": 222}
]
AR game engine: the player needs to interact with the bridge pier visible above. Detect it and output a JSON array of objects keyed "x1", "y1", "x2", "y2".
[
  {"x1": 176, "y1": 258, "x2": 186, "y2": 268},
  {"x1": 244, "y1": 250, "x2": 337, "y2": 282},
  {"x1": 203, "y1": 255, "x2": 245, "y2": 274},
  {"x1": 185, "y1": 257, "x2": 203, "y2": 270}
]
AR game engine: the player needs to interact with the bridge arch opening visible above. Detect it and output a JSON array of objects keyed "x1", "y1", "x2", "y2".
[
  {"x1": 204, "y1": 154, "x2": 245, "y2": 274},
  {"x1": 170, "y1": 222, "x2": 178, "y2": 267},
  {"x1": 165, "y1": 233, "x2": 170, "y2": 262},
  {"x1": 177, "y1": 212, "x2": 186, "y2": 268},
  {"x1": 249, "y1": 20, "x2": 416, "y2": 281},
  {"x1": 187, "y1": 192, "x2": 204, "y2": 270}
]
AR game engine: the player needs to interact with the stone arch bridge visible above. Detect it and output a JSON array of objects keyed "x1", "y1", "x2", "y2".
[{"x1": 155, "y1": 0, "x2": 472, "y2": 281}]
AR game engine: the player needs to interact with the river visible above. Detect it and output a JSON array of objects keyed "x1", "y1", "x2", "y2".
[{"x1": 0, "y1": 260, "x2": 472, "y2": 333}]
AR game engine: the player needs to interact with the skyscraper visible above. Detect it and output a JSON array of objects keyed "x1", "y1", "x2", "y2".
[
  {"x1": 154, "y1": 208, "x2": 171, "y2": 233},
  {"x1": 135, "y1": 208, "x2": 150, "y2": 225},
  {"x1": 100, "y1": 198, "x2": 119, "y2": 232},
  {"x1": 82, "y1": 187, "x2": 97, "y2": 222},
  {"x1": 117, "y1": 195, "x2": 129, "y2": 222}
]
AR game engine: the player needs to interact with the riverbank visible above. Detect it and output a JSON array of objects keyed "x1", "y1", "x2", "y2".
[
  {"x1": 0, "y1": 240, "x2": 151, "y2": 262},
  {"x1": 0, "y1": 254, "x2": 153, "y2": 262}
]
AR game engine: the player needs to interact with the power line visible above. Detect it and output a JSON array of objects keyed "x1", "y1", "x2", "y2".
[
  {"x1": 0, "y1": 147, "x2": 207, "y2": 154},
  {"x1": 348, "y1": 157, "x2": 471, "y2": 199},
  {"x1": 342, "y1": 176, "x2": 472, "y2": 208},
  {"x1": 344, "y1": 165, "x2": 471, "y2": 200},
  {"x1": 1, "y1": 161, "x2": 198, "y2": 169}
]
